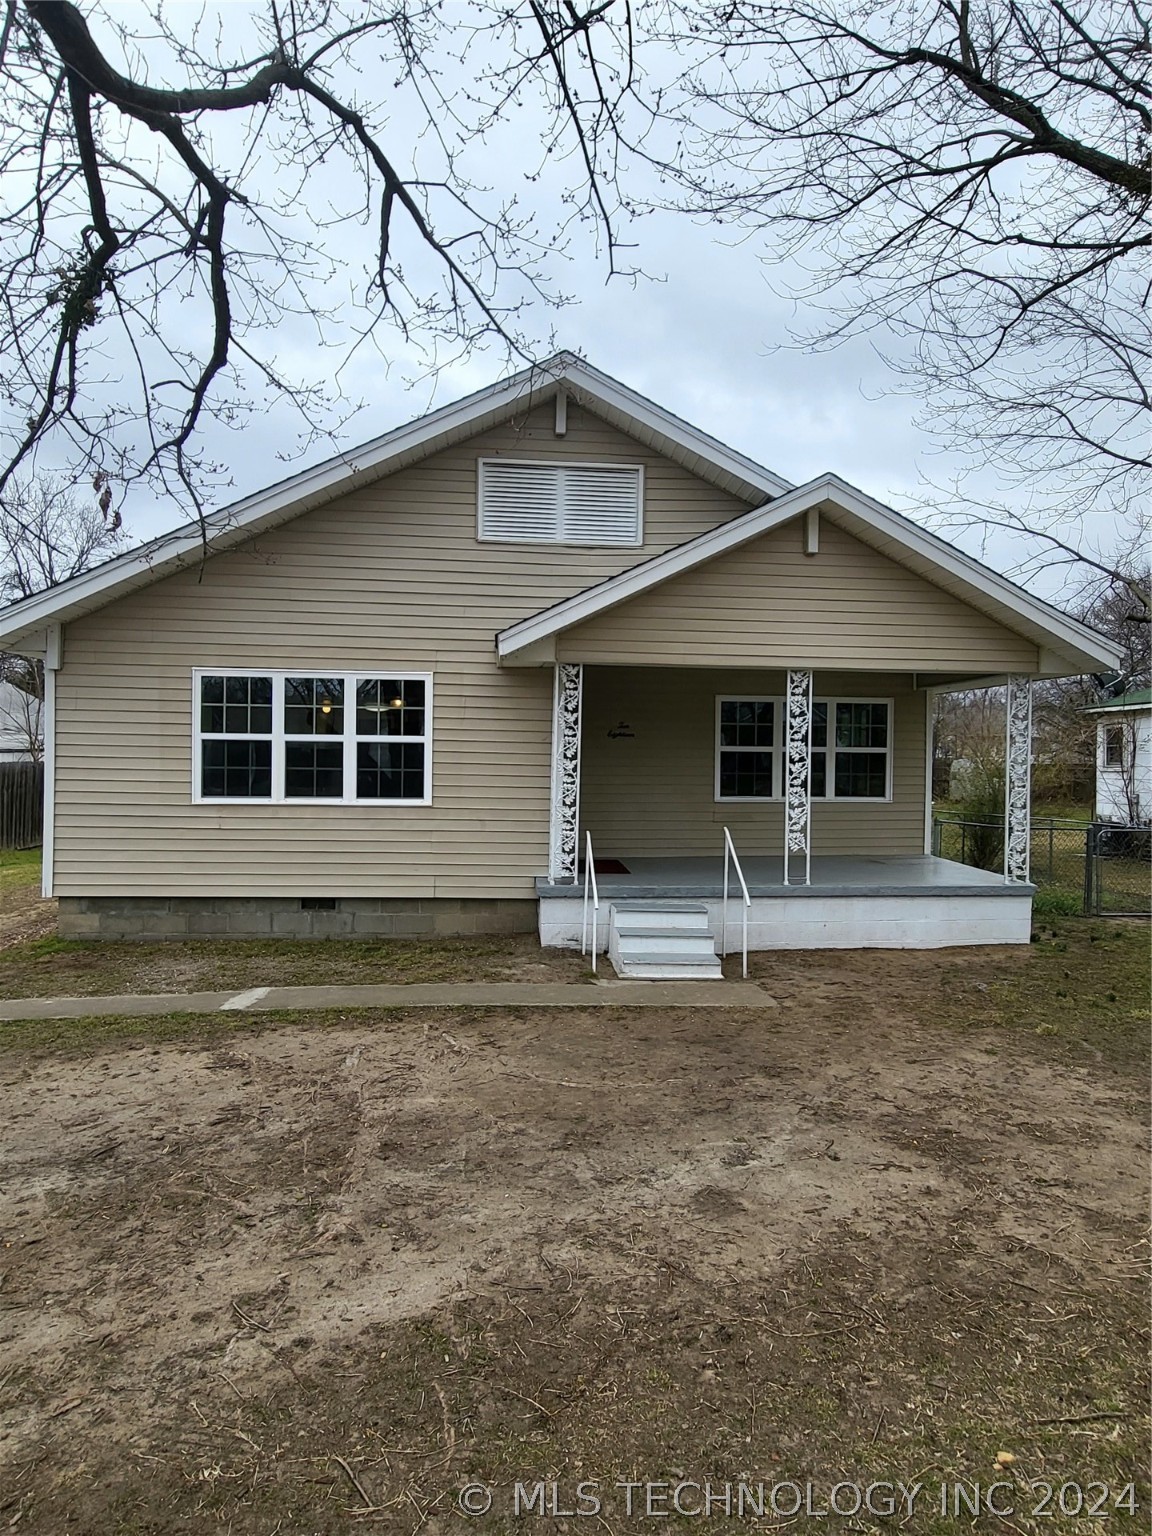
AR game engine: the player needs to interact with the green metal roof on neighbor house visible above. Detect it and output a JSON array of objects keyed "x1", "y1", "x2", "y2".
[{"x1": 1084, "y1": 687, "x2": 1152, "y2": 712}]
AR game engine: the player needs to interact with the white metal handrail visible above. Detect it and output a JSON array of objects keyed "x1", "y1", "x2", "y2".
[
  {"x1": 721, "y1": 826, "x2": 751, "y2": 978},
  {"x1": 581, "y1": 830, "x2": 600, "y2": 974}
]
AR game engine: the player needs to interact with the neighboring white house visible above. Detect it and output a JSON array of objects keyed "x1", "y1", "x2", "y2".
[
  {"x1": 1086, "y1": 688, "x2": 1151, "y2": 825},
  {"x1": 0, "y1": 680, "x2": 41, "y2": 761}
]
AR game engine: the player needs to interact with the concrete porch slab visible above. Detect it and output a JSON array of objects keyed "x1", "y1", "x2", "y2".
[{"x1": 537, "y1": 853, "x2": 1029, "y2": 900}]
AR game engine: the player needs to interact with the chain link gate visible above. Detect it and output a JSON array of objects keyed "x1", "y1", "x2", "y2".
[{"x1": 1084, "y1": 823, "x2": 1152, "y2": 917}]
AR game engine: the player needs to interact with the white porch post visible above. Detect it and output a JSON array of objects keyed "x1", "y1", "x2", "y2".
[
  {"x1": 1005, "y1": 674, "x2": 1033, "y2": 884},
  {"x1": 548, "y1": 662, "x2": 583, "y2": 883},
  {"x1": 784, "y1": 668, "x2": 813, "y2": 886}
]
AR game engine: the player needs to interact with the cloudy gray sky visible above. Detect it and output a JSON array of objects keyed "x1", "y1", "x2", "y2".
[{"x1": 185, "y1": 209, "x2": 932, "y2": 505}]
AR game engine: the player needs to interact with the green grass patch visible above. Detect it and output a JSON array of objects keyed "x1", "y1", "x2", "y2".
[
  {"x1": 0, "y1": 929, "x2": 588, "y2": 999},
  {"x1": 1032, "y1": 886, "x2": 1085, "y2": 916},
  {"x1": 942, "y1": 918, "x2": 1150, "y2": 1067},
  {"x1": 0, "y1": 844, "x2": 42, "y2": 881}
]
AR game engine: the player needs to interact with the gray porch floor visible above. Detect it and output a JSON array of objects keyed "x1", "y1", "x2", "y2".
[{"x1": 537, "y1": 853, "x2": 1029, "y2": 900}]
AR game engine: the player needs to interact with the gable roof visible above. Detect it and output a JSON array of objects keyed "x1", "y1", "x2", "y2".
[
  {"x1": 0, "y1": 354, "x2": 1122, "y2": 678},
  {"x1": 0, "y1": 353, "x2": 791, "y2": 654},
  {"x1": 496, "y1": 474, "x2": 1124, "y2": 676}
]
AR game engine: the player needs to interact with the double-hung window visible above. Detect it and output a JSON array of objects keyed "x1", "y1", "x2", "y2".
[
  {"x1": 717, "y1": 696, "x2": 891, "y2": 802},
  {"x1": 195, "y1": 671, "x2": 431, "y2": 803}
]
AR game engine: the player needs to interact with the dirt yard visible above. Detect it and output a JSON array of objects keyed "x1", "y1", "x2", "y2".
[
  {"x1": 0, "y1": 924, "x2": 1147, "y2": 1534},
  {"x1": 0, "y1": 848, "x2": 54, "y2": 952}
]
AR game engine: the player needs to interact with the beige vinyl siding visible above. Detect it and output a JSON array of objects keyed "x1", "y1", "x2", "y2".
[
  {"x1": 559, "y1": 516, "x2": 1039, "y2": 671},
  {"x1": 54, "y1": 402, "x2": 752, "y2": 898},
  {"x1": 580, "y1": 667, "x2": 927, "y2": 857}
]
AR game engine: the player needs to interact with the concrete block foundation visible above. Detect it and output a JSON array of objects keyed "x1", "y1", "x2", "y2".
[{"x1": 57, "y1": 896, "x2": 538, "y2": 941}]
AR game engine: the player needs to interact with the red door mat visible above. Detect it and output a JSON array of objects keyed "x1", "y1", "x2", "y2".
[{"x1": 585, "y1": 858, "x2": 630, "y2": 875}]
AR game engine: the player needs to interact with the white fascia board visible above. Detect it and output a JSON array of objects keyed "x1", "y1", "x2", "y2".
[
  {"x1": 0, "y1": 353, "x2": 789, "y2": 650},
  {"x1": 815, "y1": 476, "x2": 1125, "y2": 671},
  {"x1": 0, "y1": 368, "x2": 559, "y2": 648},
  {"x1": 558, "y1": 357, "x2": 793, "y2": 499},
  {"x1": 497, "y1": 473, "x2": 1124, "y2": 672},
  {"x1": 1084, "y1": 701, "x2": 1152, "y2": 714}
]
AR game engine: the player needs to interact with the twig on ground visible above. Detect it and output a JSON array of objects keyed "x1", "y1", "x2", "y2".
[
  {"x1": 231, "y1": 1298, "x2": 271, "y2": 1331},
  {"x1": 333, "y1": 1453, "x2": 385, "y2": 1514},
  {"x1": 1030, "y1": 1410, "x2": 1129, "y2": 1425},
  {"x1": 498, "y1": 1383, "x2": 555, "y2": 1419}
]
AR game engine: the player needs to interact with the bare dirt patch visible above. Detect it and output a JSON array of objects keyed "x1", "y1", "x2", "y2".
[
  {"x1": 0, "y1": 848, "x2": 54, "y2": 950},
  {"x1": 1, "y1": 937, "x2": 1148, "y2": 1534}
]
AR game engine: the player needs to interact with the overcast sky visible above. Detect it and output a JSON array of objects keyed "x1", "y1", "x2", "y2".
[
  {"x1": 30, "y1": 2, "x2": 1134, "y2": 607},
  {"x1": 175, "y1": 209, "x2": 935, "y2": 507},
  {"x1": 131, "y1": 204, "x2": 1092, "y2": 604}
]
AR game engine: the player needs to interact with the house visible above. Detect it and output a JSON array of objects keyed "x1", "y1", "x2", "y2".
[
  {"x1": 0, "y1": 355, "x2": 1124, "y2": 963},
  {"x1": 1085, "y1": 688, "x2": 1151, "y2": 825},
  {"x1": 0, "y1": 679, "x2": 42, "y2": 761}
]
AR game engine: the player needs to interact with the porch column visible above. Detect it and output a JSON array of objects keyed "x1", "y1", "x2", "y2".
[
  {"x1": 1004, "y1": 674, "x2": 1033, "y2": 884},
  {"x1": 548, "y1": 662, "x2": 583, "y2": 883},
  {"x1": 784, "y1": 668, "x2": 813, "y2": 886}
]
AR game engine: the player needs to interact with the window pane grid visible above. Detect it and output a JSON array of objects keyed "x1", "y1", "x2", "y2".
[
  {"x1": 357, "y1": 743, "x2": 427, "y2": 800},
  {"x1": 355, "y1": 678, "x2": 426, "y2": 738},
  {"x1": 717, "y1": 696, "x2": 889, "y2": 801},
  {"x1": 200, "y1": 673, "x2": 273, "y2": 737},
  {"x1": 201, "y1": 739, "x2": 272, "y2": 799},
  {"x1": 285, "y1": 741, "x2": 344, "y2": 799},
  {"x1": 196, "y1": 672, "x2": 430, "y2": 802},
  {"x1": 284, "y1": 676, "x2": 344, "y2": 737}
]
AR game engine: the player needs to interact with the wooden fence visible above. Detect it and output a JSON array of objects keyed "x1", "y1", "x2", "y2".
[{"x1": 0, "y1": 760, "x2": 44, "y2": 848}]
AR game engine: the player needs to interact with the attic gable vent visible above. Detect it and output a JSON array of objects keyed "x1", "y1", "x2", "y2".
[{"x1": 478, "y1": 460, "x2": 643, "y2": 546}]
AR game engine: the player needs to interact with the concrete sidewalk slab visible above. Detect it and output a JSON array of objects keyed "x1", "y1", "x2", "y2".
[{"x1": 0, "y1": 979, "x2": 775, "y2": 1023}]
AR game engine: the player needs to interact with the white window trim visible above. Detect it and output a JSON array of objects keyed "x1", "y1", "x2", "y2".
[
  {"x1": 192, "y1": 668, "x2": 433, "y2": 805},
  {"x1": 476, "y1": 457, "x2": 645, "y2": 547},
  {"x1": 714, "y1": 695, "x2": 894, "y2": 804},
  {"x1": 1101, "y1": 725, "x2": 1126, "y2": 771}
]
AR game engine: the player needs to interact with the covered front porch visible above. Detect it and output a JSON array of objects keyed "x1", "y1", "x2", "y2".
[
  {"x1": 541, "y1": 851, "x2": 1014, "y2": 897},
  {"x1": 536, "y1": 661, "x2": 1036, "y2": 952},
  {"x1": 490, "y1": 483, "x2": 1116, "y2": 955}
]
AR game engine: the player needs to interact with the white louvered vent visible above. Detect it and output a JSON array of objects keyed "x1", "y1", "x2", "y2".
[{"x1": 478, "y1": 460, "x2": 642, "y2": 546}]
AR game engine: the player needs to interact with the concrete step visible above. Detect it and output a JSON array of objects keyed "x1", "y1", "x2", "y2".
[
  {"x1": 611, "y1": 953, "x2": 724, "y2": 981},
  {"x1": 611, "y1": 901, "x2": 710, "y2": 911},
  {"x1": 614, "y1": 929, "x2": 717, "y2": 956},
  {"x1": 610, "y1": 902, "x2": 710, "y2": 931},
  {"x1": 608, "y1": 898, "x2": 722, "y2": 979}
]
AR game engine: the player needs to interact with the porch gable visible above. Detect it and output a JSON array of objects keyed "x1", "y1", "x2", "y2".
[
  {"x1": 497, "y1": 477, "x2": 1122, "y2": 679},
  {"x1": 555, "y1": 515, "x2": 1039, "y2": 673}
]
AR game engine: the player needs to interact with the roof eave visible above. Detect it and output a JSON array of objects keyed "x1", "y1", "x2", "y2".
[{"x1": 0, "y1": 353, "x2": 789, "y2": 651}]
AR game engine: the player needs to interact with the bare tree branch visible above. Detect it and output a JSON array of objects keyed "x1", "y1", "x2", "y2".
[
  {"x1": 655, "y1": 0, "x2": 1150, "y2": 530},
  {"x1": 1, "y1": 0, "x2": 637, "y2": 522}
]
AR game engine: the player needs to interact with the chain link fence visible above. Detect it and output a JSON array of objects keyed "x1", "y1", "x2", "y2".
[{"x1": 932, "y1": 814, "x2": 1151, "y2": 917}]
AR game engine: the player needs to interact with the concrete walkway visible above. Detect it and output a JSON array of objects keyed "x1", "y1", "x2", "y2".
[{"x1": 0, "y1": 978, "x2": 775, "y2": 1023}]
